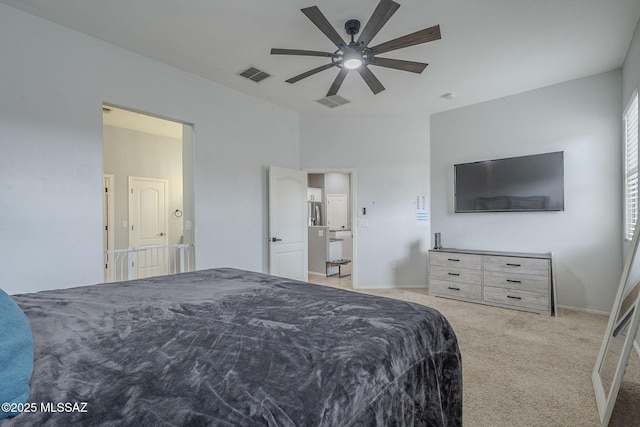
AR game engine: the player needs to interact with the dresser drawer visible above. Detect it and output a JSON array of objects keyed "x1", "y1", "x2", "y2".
[
  {"x1": 428, "y1": 248, "x2": 554, "y2": 315},
  {"x1": 483, "y1": 286, "x2": 549, "y2": 311},
  {"x1": 484, "y1": 271, "x2": 549, "y2": 294},
  {"x1": 484, "y1": 255, "x2": 549, "y2": 276},
  {"x1": 429, "y1": 265, "x2": 482, "y2": 285},
  {"x1": 430, "y1": 279, "x2": 482, "y2": 301},
  {"x1": 430, "y1": 251, "x2": 482, "y2": 270}
]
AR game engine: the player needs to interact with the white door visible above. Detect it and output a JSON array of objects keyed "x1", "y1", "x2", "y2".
[
  {"x1": 269, "y1": 166, "x2": 308, "y2": 280},
  {"x1": 327, "y1": 194, "x2": 348, "y2": 230},
  {"x1": 129, "y1": 177, "x2": 168, "y2": 278}
]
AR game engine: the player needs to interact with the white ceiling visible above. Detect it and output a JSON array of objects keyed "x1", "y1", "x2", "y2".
[{"x1": 3, "y1": 0, "x2": 640, "y2": 116}]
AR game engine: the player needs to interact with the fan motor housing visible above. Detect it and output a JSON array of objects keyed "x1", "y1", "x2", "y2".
[{"x1": 345, "y1": 19, "x2": 361, "y2": 36}]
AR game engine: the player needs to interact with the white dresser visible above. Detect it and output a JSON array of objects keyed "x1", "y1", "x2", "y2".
[{"x1": 428, "y1": 248, "x2": 554, "y2": 316}]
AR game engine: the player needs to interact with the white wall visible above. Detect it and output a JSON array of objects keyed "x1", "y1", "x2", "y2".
[
  {"x1": 103, "y1": 125, "x2": 184, "y2": 250},
  {"x1": 325, "y1": 173, "x2": 350, "y2": 196},
  {"x1": 431, "y1": 71, "x2": 622, "y2": 313},
  {"x1": 300, "y1": 115, "x2": 431, "y2": 288},
  {"x1": 0, "y1": 4, "x2": 299, "y2": 294},
  {"x1": 1, "y1": 2, "x2": 634, "y2": 306}
]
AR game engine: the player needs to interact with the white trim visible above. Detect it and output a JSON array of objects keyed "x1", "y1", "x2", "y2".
[
  {"x1": 103, "y1": 174, "x2": 115, "y2": 251},
  {"x1": 103, "y1": 174, "x2": 115, "y2": 283},
  {"x1": 556, "y1": 304, "x2": 609, "y2": 317},
  {"x1": 308, "y1": 271, "x2": 327, "y2": 278}
]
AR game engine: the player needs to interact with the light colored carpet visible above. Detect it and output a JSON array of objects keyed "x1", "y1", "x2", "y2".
[{"x1": 310, "y1": 276, "x2": 640, "y2": 426}]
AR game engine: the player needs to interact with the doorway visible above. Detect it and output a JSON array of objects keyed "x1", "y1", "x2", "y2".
[
  {"x1": 305, "y1": 170, "x2": 357, "y2": 289},
  {"x1": 102, "y1": 104, "x2": 195, "y2": 281}
]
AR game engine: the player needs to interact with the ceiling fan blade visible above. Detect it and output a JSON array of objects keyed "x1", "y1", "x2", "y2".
[
  {"x1": 285, "y1": 62, "x2": 340, "y2": 84},
  {"x1": 301, "y1": 6, "x2": 347, "y2": 49},
  {"x1": 326, "y1": 68, "x2": 349, "y2": 97},
  {"x1": 370, "y1": 57, "x2": 428, "y2": 74},
  {"x1": 356, "y1": 0, "x2": 400, "y2": 46},
  {"x1": 357, "y1": 67, "x2": 385, "y2": 95},
  {"x1": 371, "y1": 24, "x2": 441, "y2": 55},
  {"x1": 271, "y1": 48, "x2": 338, "y2": 58}
]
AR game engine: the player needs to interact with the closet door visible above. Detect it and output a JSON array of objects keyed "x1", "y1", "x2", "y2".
[{"x1": 327, "y1": 194, "x2": 348, "y2": 230}]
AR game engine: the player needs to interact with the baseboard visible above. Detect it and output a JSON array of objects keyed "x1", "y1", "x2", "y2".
[
  {"x1": 556, "y1": 304, "x2": 609, "y2": 316},
  {"x1": 393, "y1": 285, "x2": 429, "y2": 289},
  {"x1": 355, "y1": 284, "x2": 428, "y2": 290},
  {"x1": 308, "y1": 271, "x2": 327, "y2": 278}
]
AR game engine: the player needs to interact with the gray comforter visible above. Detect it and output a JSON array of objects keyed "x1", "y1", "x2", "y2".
[{"x1": 3, "y1": 268, "x2": 462, "y2": 426}]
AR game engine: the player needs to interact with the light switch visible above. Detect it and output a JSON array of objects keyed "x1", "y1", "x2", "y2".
[
  {"x1": 185, "y1": 220, "x2": 193, "y2": 231},
  {"x1": 358, "y1": 219, "x2": 369, "y2": 227},
  {"x1": 122, "y1": 221, "x2": 128, "y2": 228},
  {"x1": 318, "y1": 229, "x2": 324, "y2": 237}
]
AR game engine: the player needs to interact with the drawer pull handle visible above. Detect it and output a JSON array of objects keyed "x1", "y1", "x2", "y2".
[
  {"x1": 507, "y1": 295, "x2": 522, "y2": 300},
  {"x1": 448, "y1": 287, "x2": 460, "y2": 291},
  {"x1": 448, "y1": 258, "x2": 460, "y2": 262},
  {"x1": 448, "y1": 273, "x2": 460, "y2": 276},
  {"x1": 506, "y1": 263, "x2": 521, "y2": 267},
  {"x1": 506, "y1": 279, "x2": 522, "y2": 283}
]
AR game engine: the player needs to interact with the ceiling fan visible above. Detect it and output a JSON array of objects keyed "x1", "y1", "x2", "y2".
[{"x1": 270, "y1": 0, "x2": 441, "y2": 96}]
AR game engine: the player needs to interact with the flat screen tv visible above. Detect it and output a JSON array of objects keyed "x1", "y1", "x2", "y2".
[{"x1": 454, "y1": 151, "x2": 564, "y2": 213}]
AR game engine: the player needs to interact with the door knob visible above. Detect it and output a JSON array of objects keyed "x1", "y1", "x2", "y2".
[
  {"x1": 270, "y1": 237, "x2": 282, "y2": 242},
  {"x1": 159, "y1": 232, "x2": 165, "y2": 236}
]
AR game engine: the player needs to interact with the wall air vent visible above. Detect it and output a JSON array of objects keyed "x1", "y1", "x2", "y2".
[
  {"x1": 316, "y1": 95, "x2": 351, "y2": 108},
  {"x1": 239, "y1": 66, "x2": 271, "y2": 83}
]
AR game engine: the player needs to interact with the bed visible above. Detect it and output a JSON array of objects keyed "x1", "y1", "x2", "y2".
[{"x1": 1, "y1": 268, "x2": 462, "y2": 426}]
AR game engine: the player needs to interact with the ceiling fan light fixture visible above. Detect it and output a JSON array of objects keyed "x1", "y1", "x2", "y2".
[
  {"x1": 343, "y1": 58, "x2": 363, "y2": 69},
  {"x1": 270, "y1": 1, "x2": 442, "y2": 97},
  {"x1": 342, "y1": 48, "x2": 363, "y2": 69}
]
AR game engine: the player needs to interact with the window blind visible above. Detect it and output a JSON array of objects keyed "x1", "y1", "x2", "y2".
[{"x1": 624, "y1": 91, "x2": 639, "y2": 242}]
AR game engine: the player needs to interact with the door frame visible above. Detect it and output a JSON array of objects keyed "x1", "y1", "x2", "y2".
[
  {"x1": 305, "y1": 168, "x2": 358, "y2": 288},
  {"x1": 103, "y1": 174, "x2": 115, "y2": 282},
  {"x1": 102, "y1": 103, "x2": 196, "y2": 278}
]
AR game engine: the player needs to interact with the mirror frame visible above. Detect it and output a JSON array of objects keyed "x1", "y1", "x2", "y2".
[{"x1": 592, "y1": 222, "x2": 640, "y2": 425}]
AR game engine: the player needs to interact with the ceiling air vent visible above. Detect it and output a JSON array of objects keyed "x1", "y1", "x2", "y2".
[
  {"x1": 316, "y1": 95, "x2": 351, "y2": 108},
  {"x1": 239, "y1": 66, "x2": 271, "y2": 83}
]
